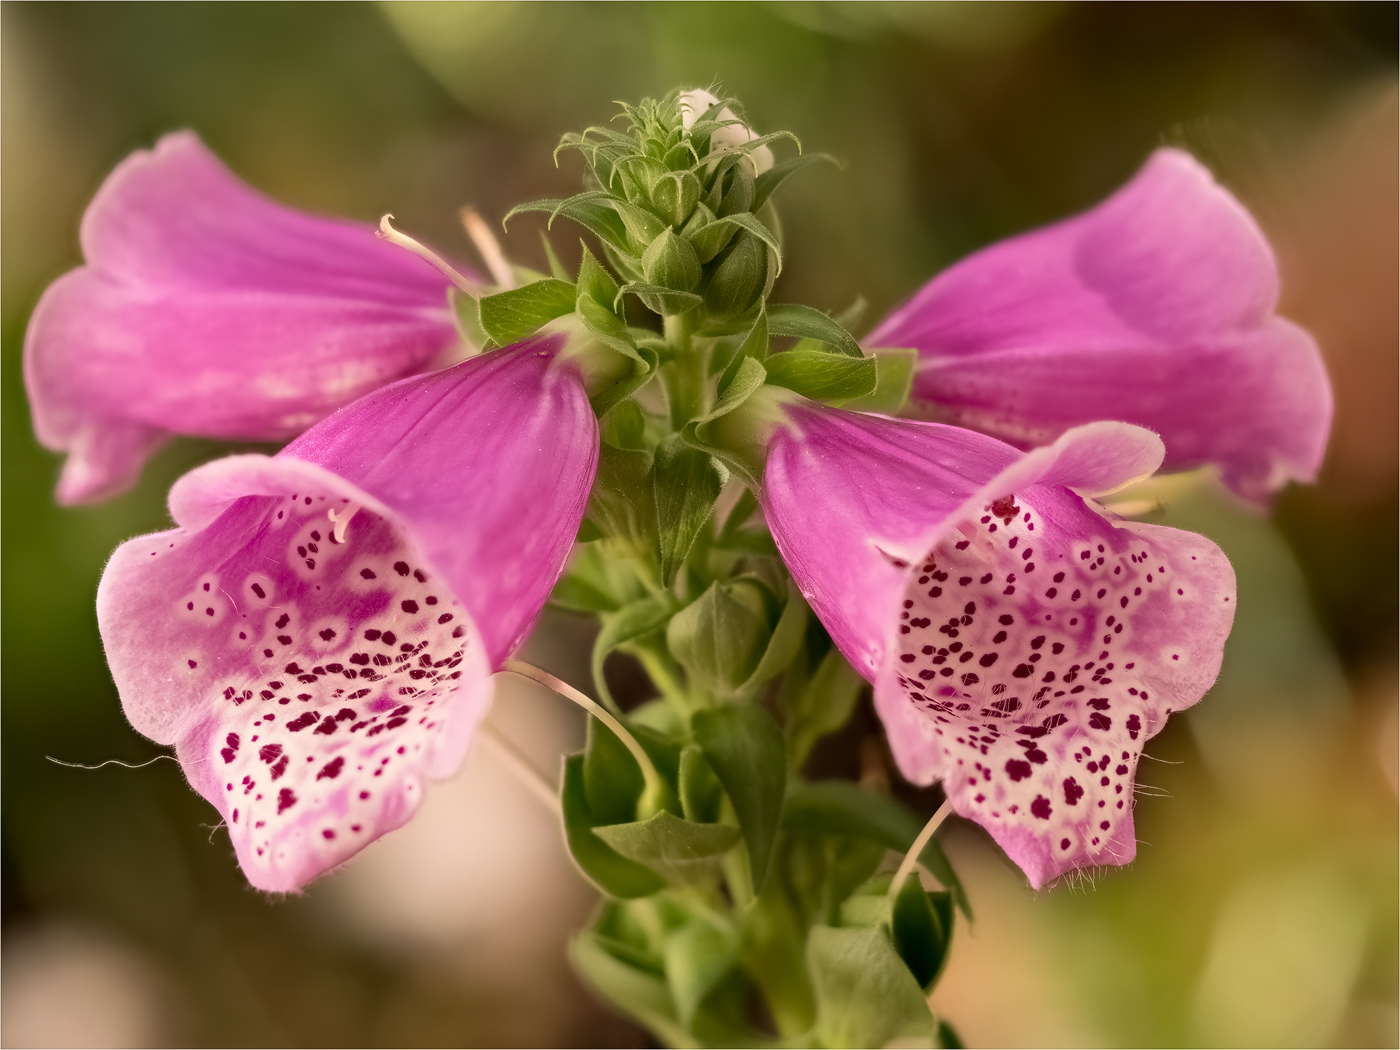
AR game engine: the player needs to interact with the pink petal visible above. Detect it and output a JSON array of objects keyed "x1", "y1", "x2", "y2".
[
  {"x1": 25, "y1": 132, "x2": 469, "y2": 504},
  {"x1": 97, "y1": 339, "x2": 596, "y2": 891},
  {"x1": 869, "y1": 149, "x2": 1332, "y2": 503},
  {"x1": 761, "y1": 410, "x2": 1234, "y2": 887}
]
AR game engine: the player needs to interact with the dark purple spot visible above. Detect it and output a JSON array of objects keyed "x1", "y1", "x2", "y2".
[
  {"x1": 287, "y1": 712, "x2": 319, "y2": 732},
  {"x1": 1005, "y1": 759, "x2": 1032, "y2": 781},
  {"x1": 316, "y1": 757, "x2": 345, "y2": 780},
  {"x1": 1030, "y1": 796, "x2": 1052, "y2": 820},
  {"x1": 277, "y1": 788, "x2": 297, "y2": 814},
  {"x1": 1089, "y1": 712, "x2": 1112, "y2": 731},
  {"x1": 978, "y1": 652, "x2": 998, "y2": 668},
  {"x1": 393, "y1": 562, "x2": 410, "y2": 576},
  {"x1": 360, "y1": 568, "x2": 377, "y2": 580}
]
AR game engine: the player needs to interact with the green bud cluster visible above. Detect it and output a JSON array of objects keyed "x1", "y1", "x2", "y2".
[{"x1": 469, "y1": 90, "x2": 960, "y2": 1049}]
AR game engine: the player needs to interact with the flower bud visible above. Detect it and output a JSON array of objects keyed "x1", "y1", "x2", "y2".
[
  {"x1": 717, "y1": 163, "x2": 756, "y2": 218},
  {"x1": 642, "y1": 228, "x2": 702, "y2": 293},
  {"x1": 681, "y1": 203, "x2": 735, "y2": 264},
  {"x1": 666, "y1": 579, "x2": 773, "y2": 694},
  {"x1": 703, "y1": 232, "x2": 768, "y2": 320},
  {"x1": 651, "y1": 170, "x2": 702, "y2": 228}
]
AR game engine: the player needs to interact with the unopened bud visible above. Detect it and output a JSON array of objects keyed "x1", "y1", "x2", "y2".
[
  {"x1": 642, "y1": 228, "x2": 702, "y2": 293},
  {"x1": 667, "y1": 579, "x2": 773, "y2": 694},
  {"x1": 651, "y1": 170, "x2": 702, "y2": 228},
  {"x1": 704, "y1": 232, "x2": 767, "y2": 320}
]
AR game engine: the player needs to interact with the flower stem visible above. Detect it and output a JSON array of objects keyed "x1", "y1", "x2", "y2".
[
  {"x1": 501, "y1": 659, "x2": 669, "y2": 811},
  {"x1": 479, "y1": 721, "x2": 561, "y2": 815},
  {"x1": 889, "y1": 798, "x2": 953, "y2": 899}
]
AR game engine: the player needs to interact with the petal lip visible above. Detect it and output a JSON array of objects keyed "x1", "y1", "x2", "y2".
[
  {"x1": 869, "y1": 147, "x2": 1332, "y2": 502},
  {"x1": 25, "y1": 131, "x2": 472, "y2": 504}
]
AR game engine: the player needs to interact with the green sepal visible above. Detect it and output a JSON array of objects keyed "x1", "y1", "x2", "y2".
[
  {"x1": 476, "y1": 278, "x2": 577, "y2": 346},
  {"x1": 680, "y1": 356, "x2": 769, "y2": 488},
  {"x1": 665, "y1": 917, "x2": 742, "y2": 1029},
  {"x1": 640, "y1": 228, "x2": 701, "y2": 292},
  {"x1": 577, "y1": 242, "x2": 620, "y2": 307},
  {"x1": 806, "y1": 925, "x2": 934, "y2": 1049},
  {"x1": 585, "y1": 442, "x2": 656, "y2": 554},
  {"x1": 891, "y1": 874, "x2": 952, "y2": 990},
  {"x1": 448, "y1": 287, "x2": 488, "y2": 350},
  {"x1": 592, "y1": 810, "x2": 740, "y2": 886},
  {"x1": 612, "y1": 199, "x2": 669, "y2": 252},
  {"x1": 666, "y1": 580, "x2": 772, "y2": 693},
  {"x1": 600, "y1": 399, "x2": 646, "y2": 449},
  {"x1": 507, "y1": 195, "x2": 631, "y2": 255},
  {"x1": 569, "y1": 932, "x2": 695, "y2": 1049},
  {"x1": 592, "y1": 596, "x2": 673, "y2": 716},
  {"x1": 839, "y1": 347, "x2": 918, "y2": 414},
  {"x1": 752, "y1": 153, "x2": 841, "y2": 211},
  {"x1": 590, "y1": 344, "x2": 659, "y2": 417},
  {"x1": 616, "y1": 282, "x2": 704, "y2": 318},
  {"x1": 703, "y1": 232, "x2": 768, "y2": 321},
  {"x1": 762, "y1": 349, "x2": 877, "y2": 404},
  {"x1": 650, "y1": 169, "x2": 702, "y2": 228},
  {"x1": 782, "y1": 781, "x2": 971, "y2": 919},
  {"x1": 787, "y1": 645, "x2": 864, "y2": 771},
  {"x1": 561, "y1": 754, "x2": 666, "y2": 899},
  {"x1": 730, "y1": 579, "x2": 809, "y2": 701},
  {"x1": 717, "y1": 161, "x2": 756, "y2": 217},
  {"x1": 767, "y1": 303, "x2": 863, "y2": 358},
  {"x1": 682, "y1": 203, "x2": 736, "y2": 263},
  {"x1": 653, "y1": 435, "x2": 725, "y2": 587},
  {"x1": 693, "y1": 704, "x2": 787, "y2": 891}
]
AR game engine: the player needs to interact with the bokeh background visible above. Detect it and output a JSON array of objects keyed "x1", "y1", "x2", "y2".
[{"x1": 2, "y1": 3, "x2": 1395, "y2": 1046}]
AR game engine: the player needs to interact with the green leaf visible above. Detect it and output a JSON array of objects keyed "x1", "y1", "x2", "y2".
[
  {"x1": 584, "y1": 716, "x2": 646, "y2": 825},
  {"x1": 716, "y1": 304, "x2": 770, "y2": 398},
  {"x1": 593, "y1": 810, "x2": 740, "y2": 886},
  {"x1": 807, "y1": 925, "x2": 934, "y2": 1049},
  {"x1": 577, "y1": 295, "x2": 642, "y2": 364},
  {"x1": 892, "y1": 875, "x2": 950, "y2": 990},
  {"x1": 592, "y1": 596, "x2": 673, "y2": 716},
  {"x1": 839, "y1": 347, "x2": 918, "y2": 414},
  {"x1": 600, "y1": 399, "x2": 646, "y2": 450},
  {"x1": 590, "y1": 345, "x2": 660, "y2": 417},
  {"x1": 732, "y1": 580, "x2": 809, "y2": 700},
  {"x1": 767, "y1": 303, "x2": 863, "y2": 358},
  {"x1": 561, "y1": 755, "x2": 665, "y2": 899},
  {"x1": 612, "y1": 199, "x2": 668, "y2": 251},
  {"x1": 787, "y1": 647, "x2": 864, "y2": 771},
  {"x1": 577, "y1": 242, "x2": 620, "y2": 307},
  {"x1": 682, "y1": 203, "x2": 736, "y2": 264},
  {"x1": 937, "y1": 1018, "x2": 965, "y2": 1049},
  {"x1": 585, "y1": 442, "x2": 656, "y2": 555},
  {"x1": 693, "y1": 705, "x2": 786, "y2": 890},
  {"x1": 507, "y1": 195, "x2": 631, "y2": 254},
  {"x1": 762, "y1": 350, "x2": 877, "y2": 404},
  {"x1": 550, "y1": 543, "x2": 647, "y2": 613},
  {"x1": 476, "y1": 278, "x2": 577, "y2": 346},
  {"x1": 753, "y1": 153, "x2": 841, "y2": 211},
  {"x1": 653, "y1": 435, "x2": 725, "y2": 587},
  {"x1": 667, "y1": 581, "x2": 772, "y2": 694},
  {"x1": 569, "y1": 932, "x2": 696, "y2": 1049},
  {"x1": 783, "y1": 781, "x2": 970, "y2": 919},
  {"x1": 678, "y1": 745, "x2": 723, "y2": 824},
  {"x1": 665, "y1": 919, "x2": 740, "y2": 1027}
]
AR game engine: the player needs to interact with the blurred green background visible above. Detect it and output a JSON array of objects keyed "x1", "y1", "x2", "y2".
[{"x1": 2, "y1": 3, "x2": 1395, "y2": 1046}]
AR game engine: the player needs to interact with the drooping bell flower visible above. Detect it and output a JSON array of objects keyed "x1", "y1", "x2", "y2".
[
  {"x1": 96, "y1": 337, "x2": 597, "y2": 892},
  {"x1": 25, "y1": 132, "x2": 472, "y2": 505},
  {"x1": 758, "y1": 405, "x2": 1235, "y2": 887},
  {"x1": 867, "y1": 149, "x2": 1331, "y2": 503}
]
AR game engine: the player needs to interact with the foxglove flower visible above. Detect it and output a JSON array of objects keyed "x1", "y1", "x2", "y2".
[
  {"x1": 679, "y1": 88, "x2": 775, "y2": 175},
  {"x1": 25, "y1": 132, "x2": 471, "y2": 505},
  {"x1": 760, "y1": 407, "x2": 1235, "y2": 887},
  {"x1": 868, "y1": 149, "x2": 1331, "y2": 503},
  {"x1": 96, "y1": 337, "x2": 596, "y2": 892}
]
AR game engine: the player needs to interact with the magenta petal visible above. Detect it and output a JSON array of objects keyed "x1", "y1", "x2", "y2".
[
  {"x1": 25, "y1": 132, "x2": 469, "y2": 504},
  {"x1": 96, "y1": 339, "x2": 596, "y2": 891},
  {"x1": 868, "y1": 149, "x2": 1332, "y2": 503},
  {"x1": 761, "y1": 411, "x2": 1234, "y2": 887}
]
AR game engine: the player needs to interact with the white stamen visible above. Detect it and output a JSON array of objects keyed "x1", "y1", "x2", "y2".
[
  {"x1": 377, "y1": 215, "x2": 481, "y2": 295},
  {"x1": 327, "y1": 501, "x2": 361, "y2": 544},
  {"x1": 459, "y1": 206, "x2": 517, "y2": 289}
]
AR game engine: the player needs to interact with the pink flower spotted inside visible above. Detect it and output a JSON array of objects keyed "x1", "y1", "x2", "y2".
[
  {"x1": 879, "y1": 484, "x2": 1233, "y2": 887},
  {"x1": 104, "y1": 480, "x2": 491, "y2": 893}
]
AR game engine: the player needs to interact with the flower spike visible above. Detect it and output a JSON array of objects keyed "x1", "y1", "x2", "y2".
[
  {"x1": 869, "y1": 149, "x2": 1331, "y2": 503},
  {"x1": 96, "y1": 337, "x2": 597, "y2": 892},
  {"x1": 759, "y1": 407, "x2": 1235, "y2": 887},
  {"x1": 25, "y1": 132, "x2": 473, "y2": 504}
]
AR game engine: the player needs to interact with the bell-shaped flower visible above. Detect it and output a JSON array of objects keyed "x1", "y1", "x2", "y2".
[
  {"x1": 25, "y1": 132, "x2": 471, "y2": 505},
  {"x1": 95, "y1": 337, "x2": 597, "y2": 892},
  {"x1": 759, "y1": 404, "x2": 1235, "y2": 887},
  {"x1": 867, "y1": 149, "x2": 1331, "y2": 503}
]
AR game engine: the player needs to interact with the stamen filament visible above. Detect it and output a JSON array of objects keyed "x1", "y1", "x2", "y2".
[
  {"x1": 502, "y1": 659, "x2": 668, "y2": 807},
  {"x1": 327, "y1": 501, "x2": 361, "y2": 544},
  {"x1": 459, "y1": 206, "x2": 517, "y2": 289},
  {"x1": 889, "y1": 798, "x2": 954, "y2": 899},
  {"x1": 377, "y1": 215, "x2": 481, "y2": 295},
  {"x1": 480, "y1": 721, "x2": 561, "y2": 816}
]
